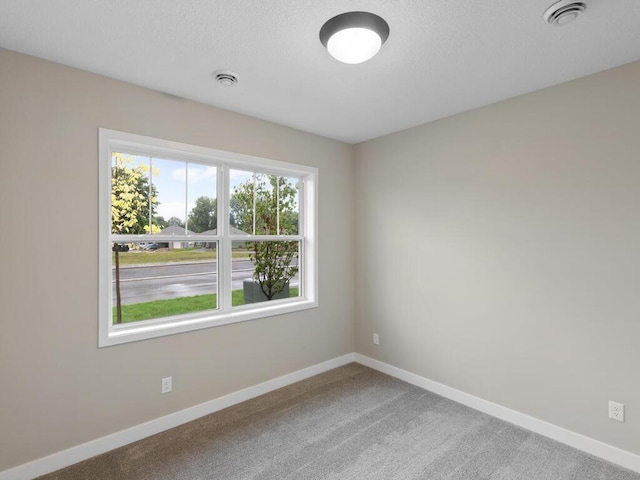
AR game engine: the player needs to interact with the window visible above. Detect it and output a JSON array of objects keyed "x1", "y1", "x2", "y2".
[{"x1": 99, "y1": 129, "x2": 317, "y2": 347}]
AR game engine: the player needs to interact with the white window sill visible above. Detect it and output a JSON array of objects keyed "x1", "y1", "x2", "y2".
[{"x1": 99, "y1": 298, "x2": 318, "y2": 347}]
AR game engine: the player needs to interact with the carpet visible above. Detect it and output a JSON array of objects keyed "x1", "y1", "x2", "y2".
[{"x1": 38, "y1": 363, "x2": 640, "y2": 479}]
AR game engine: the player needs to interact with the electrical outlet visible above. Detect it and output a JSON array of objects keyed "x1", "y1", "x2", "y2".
[
  {"x1": 373, "y1": 333, "x2": 379, "y2": 345},
  {"x1": 161, "y1": 376, "x2": 172, "y2": 394},
  {"x1": 609, "y1": 401, "x2": 624, "y2": 422}
]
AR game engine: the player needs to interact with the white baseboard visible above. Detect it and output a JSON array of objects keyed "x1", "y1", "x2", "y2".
[
  {"x1": 354, "y1": 353, "x2": 640, "y2": 474},
  {"x1": 0, "y1": 353, "x2": 356, "y2": 480},
  {"x1": 4, "y1": 352, "x2": 638, "y2": 479}
]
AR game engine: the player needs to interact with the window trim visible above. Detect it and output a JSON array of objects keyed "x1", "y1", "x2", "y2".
[{"x1": 98, "y1": 128, "x2": 318, "y2": 347}]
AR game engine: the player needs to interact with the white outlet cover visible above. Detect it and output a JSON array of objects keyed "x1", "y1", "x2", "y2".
[
  {"x1": 162, "y1": 377, "x2": 172, "y2": 394},
  {"x1": 609, "y1": 401, "x2": 624, "y2": 422}
]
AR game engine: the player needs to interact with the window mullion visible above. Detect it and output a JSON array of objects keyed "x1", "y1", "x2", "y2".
[
  {"x1": 276, "y1": 177, "x2": 280, "y2": 235},
  {"x1": 298, "y1": 177, "x2": 304, "y2": 237},
  {"x1": 149, "y1": 157, "x2": 153, "y2": 233},
  {"x1": 238, "y1": 235, "x2": 302, "y2": 241},
  {"x1": 184, "y1": 163, "x2": 189, "y2": 234},
  {"x1": 252, "y1": 172, "x2": 257, "y2": 235},
  {"x1": 220, "y1": 165, "x2": 231, "y2": 311}
]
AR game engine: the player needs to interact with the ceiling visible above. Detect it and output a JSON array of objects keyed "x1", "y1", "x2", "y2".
[{"x1": 1, "y1": 1, "x2": 639, "y2": 144}]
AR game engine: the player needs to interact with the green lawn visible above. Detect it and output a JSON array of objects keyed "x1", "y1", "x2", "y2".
[
  {"x1": 114, "y1": 288, "x2": 299, "y2": 324},
  {"x1": 114, "y1": 248, "x2": 250, "y2": 266}
]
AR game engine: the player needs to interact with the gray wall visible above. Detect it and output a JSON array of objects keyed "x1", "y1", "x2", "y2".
[
  {"x1": 0, "y1": 49, "x2": 355, "y2": 471},
  {"x1": 355, "y1": 61, "x2": 640, "y2": 455}
]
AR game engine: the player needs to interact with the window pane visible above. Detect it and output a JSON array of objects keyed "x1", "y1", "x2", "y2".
[
  {"x1": 111, "y1": 154, "x2": 152, "y2": 235},
  {"x1": 186, "y1": 163, "x2": 217, "y2": 234},
  {"x1": 111, "y1": 241, "x2": 218, "y2": 324},
  {"x1": 151, "y1": 158, "x2": 187, "y2": 235},
  {"x1": 229, "y1": 170, "x2": 300, "y2": 235},
  {"x1": 232, "y1": 240, "x2": 300, "y2": 306},
  {"x1": 280, "y1": 175, "x2": 300, "y2": 235}
]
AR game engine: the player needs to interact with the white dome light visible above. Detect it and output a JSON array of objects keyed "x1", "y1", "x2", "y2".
[
  {"x1": 327, "y1": 28, "x2": 382, "y2": 64},
  {"x1": 320, "y1": 12, "x2": 389, "y2": 64}
]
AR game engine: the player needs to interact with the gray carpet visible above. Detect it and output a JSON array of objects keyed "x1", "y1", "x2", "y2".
[{"x1": 38, "y1": 363, "x2": 640, "y2": 479}]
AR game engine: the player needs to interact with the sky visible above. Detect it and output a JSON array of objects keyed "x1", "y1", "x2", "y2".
[{"x1": 121, "y1": 155, "x2": 295, "y2": 224}]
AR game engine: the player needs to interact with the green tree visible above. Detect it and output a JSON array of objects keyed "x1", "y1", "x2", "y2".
[
  {"x1": 153, "y1": 215, "x2": 168, "y2": 229},
  {"x1": 188, "y1": 196, "x2": 217, "y2": 233},
  {"x1": 229, "y1": 195, "x2": 242, "y2": 230},
  {"x1": 166, "y1": 216, "x2": 184, "y2": 228},
  {"x1": 233, "y1": 174, "x2": 299, "y2": 300},
  {"x1": 111, "y1": 153, "x2": 158, "y2": 323}
]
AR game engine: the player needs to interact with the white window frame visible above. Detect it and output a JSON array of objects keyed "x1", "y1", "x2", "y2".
[{"x1": 98, "y1": 129, "x2": 318, "y2": 347}]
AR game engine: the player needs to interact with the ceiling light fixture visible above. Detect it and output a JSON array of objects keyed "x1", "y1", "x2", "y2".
[{"x1": 320, "y1": 11, "x2": 389, "y2": 64}]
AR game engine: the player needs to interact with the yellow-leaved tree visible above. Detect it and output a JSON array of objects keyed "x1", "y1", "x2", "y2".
[{"x1": 111, "y1": 153, "x2": 158, "y2": 323}]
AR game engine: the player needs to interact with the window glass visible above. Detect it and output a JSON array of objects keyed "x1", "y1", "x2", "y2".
[
  {"x1": 111, "y1": 154, "x2": 152, "y2": 235},
  {"x1": 151, "y1": 158, "x2": 187, "y2": 234},
  {"x1": 110, "y1": 156, "x2": 218, "y2": 324},
  {"x1": 229, "y1": 170, "x2": 299, "y2": 235},
  {"x1": 232, "y1": 240, "x2": 300, "y2": 306},
  {"x1": 187, "y1": 163, "x2": 217, "y2": 234},
  {"x1": 111, "y1": 241, "x2": 218, "y2": 324},
  {"x1": 100, "y1": 128, "x2": 316, "y2": 346}
]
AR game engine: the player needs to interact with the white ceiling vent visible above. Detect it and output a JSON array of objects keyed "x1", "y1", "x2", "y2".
[
  {"x1": 213, "y1": 70, "x2": 238, "y2": 87},
  {"x1": 544, "y1": 1, "x2": 587, "y2": 26}
]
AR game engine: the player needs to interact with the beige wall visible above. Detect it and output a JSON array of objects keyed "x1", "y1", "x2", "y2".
[
  {"x1": 2, "y1": 45, "x2": 639, "y2": 473},
  {"x1": 355, "y1": 61, "x2": 640, "y2": 455},
  {"x1": 0, "y1": 48, "x2": 355, "y2": 471}
]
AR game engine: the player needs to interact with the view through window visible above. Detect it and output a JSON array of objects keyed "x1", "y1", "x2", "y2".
[{"x1": 100, "y1": 129, "x2": 317, "y2": 346}]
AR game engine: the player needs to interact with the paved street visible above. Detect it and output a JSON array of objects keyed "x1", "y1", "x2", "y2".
[{"x1": 113, "y1": 260, "x2": 298, "y2": 304}]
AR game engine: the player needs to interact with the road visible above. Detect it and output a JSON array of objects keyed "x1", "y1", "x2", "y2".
[{"x1": 113, "y1": 260, "x2": 299, "y2": 304}]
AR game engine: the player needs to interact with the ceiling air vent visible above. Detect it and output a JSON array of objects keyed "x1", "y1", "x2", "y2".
[
  {"x1": 544, "y1": 0, "x2": 586, "y2": 26},
  {"x1": 213, "y1": 70, "x2": 238, "y2": 87}
]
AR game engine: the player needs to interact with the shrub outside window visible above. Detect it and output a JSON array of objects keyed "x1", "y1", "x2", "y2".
[{"x1": 99, "y1": 129, "x2": 317, "y2": 347}]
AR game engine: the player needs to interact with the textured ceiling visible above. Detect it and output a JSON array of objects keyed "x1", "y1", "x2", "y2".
[{"x1": 1, "y1": 0, "x2": 639, "y2": 143}]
